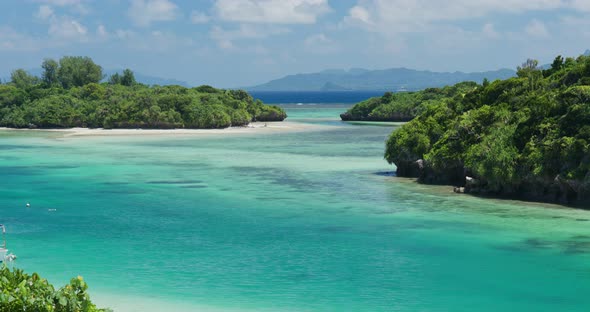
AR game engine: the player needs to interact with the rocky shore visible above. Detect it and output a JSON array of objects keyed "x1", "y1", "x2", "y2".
[{"x1": 395, "y1": 159, "x2": 590, "y2": 207}]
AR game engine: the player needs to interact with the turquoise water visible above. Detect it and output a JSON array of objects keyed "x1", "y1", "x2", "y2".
[{"x1": 1, "y1": 105, "x2": 590, "y2": 311}]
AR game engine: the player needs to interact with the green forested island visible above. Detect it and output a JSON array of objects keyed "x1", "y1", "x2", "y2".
[
  {"x1": 385, "y1": 54, "x2": 590, "y2": 205},
  {"x1": 0, "y1": 57, "x2": 286, "y2": 129},
  {"x1": 340, "y1": 82, "x2": 479, "y2": 121}
]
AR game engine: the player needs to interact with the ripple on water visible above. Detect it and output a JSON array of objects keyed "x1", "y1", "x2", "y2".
[
  {"x1": 146, "y1": 180, "x2": 204, "y2": 184},
  {"x1": 102, "y1": 181, "x2": 130, "y2": 185},
  {"x1": 319, "y1": 226, "x2": 354, "y2": 233},
  {"x1": 97, "y1": 188, "x2": 147, "y2": 195},
  {"x1": 181, "y1": 185, "x2": 208, "y2": 189},
  {"x1": 0, "y1": 166, "x2": 42, "y2": 176},
  {"x1": 492, "y1": 235, "x2": 590, "y2": 255},
  {"x1": 561, "y1": 236, "x2": 590, "y2": 255}
]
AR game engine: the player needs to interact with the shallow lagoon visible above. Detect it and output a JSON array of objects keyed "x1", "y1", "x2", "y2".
[{"x1": 1, "y1": 104, "x2": 589, "y2": 311}]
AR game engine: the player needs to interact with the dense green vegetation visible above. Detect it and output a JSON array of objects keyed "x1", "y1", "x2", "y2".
[
  {"x1": 340, "y1": 82, "x2": 479, "y2": 121},
  {"x1": 0, "y1": 57, "x2": 286, "y2": 129},
  {"x1": 385, "y1": 54, "x2": 590, "y2": 205},
  {"x1": 0, "y1": 267, "x2": 109, "y2": 312}
]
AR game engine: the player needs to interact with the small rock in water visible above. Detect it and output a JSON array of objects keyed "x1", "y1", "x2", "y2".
[{"x1": 453, "y1": 187, "x2": 465, "y2": 194}]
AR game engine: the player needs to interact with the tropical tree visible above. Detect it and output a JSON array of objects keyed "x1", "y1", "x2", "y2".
[
  {"x1": 120, "y1": 69, "x2": 136, "y2": 86},
  {"x1": 41, "y1": 58, "x2": 60, "y2": 87},
  {"x1": 57, "y1": 56, "x2": 103, "y2": 89},
  {"x1": 10, "y1": 69, "x2": 39, "y2": 89},
  {"x1": 108, "y1": 73, "x2": 121, "y2": 85}
]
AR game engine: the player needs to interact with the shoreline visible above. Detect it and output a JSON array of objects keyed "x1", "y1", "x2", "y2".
[
  {"x1": 0, "y1": 121, "x2": 326, "y2": 138},
  {"x1": 388, "y1": 175, "x2": 589, "y2": 210},
  {"x1": 91, "y1": 291, "x2": 247, "y2": 312}
]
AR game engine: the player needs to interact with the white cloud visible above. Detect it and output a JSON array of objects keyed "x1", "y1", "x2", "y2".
[
  {"x1": 128, "y1": 0, "x2": 178, "y2": 27},
  {"x1": 34, "y1": 0, "x2": 89, "y2": 14},
  {"x1": 482, "y1": 23, "x2": 500, "y2": 38},
  {"x1": 114, "y1": 30, "x2": 195, "y2": 53},
  {"x1": 347, "y1": 6, "x2": 372, "y2": 26},
  {"x1": 560, "y1": 15, "x2": 590, "y2": 37},
  {"x1": 304, "y1": 33, "x2": 338, "y2": 54},
  {"x1": 34, "y1": 0, "x2": 83, "y2": 5},
  {"x1": 304, "y1": 33, "x2": 331, "y2": 46},
  {"x1": 36, "y1": 5, "x2": 55, "y2": 20},
  {"x1": 570, "y1": 0, "x2": 590, "y2": 11},
  {"x1": 115, "y1": 29, "x2": 135, "y2": 40},
  {"x1": 191, "y1": 11, "x2": 210, "y2": 24},
  {"x1": 343, "y1": 0, "x2": 590, "y2": 34},
  {"x1": 210, "y1": 24, "x2": 289, "y2": 49},
  {"x1": 48, "y1": 16, "x2": 88, "y2": 39},
  {"x1": 35, "y1": 5, "x2": 88, "y2": 40},
  {"x1": 97, "y1": 25, "x2": 108, "y2": 37},
  {"x1": 215, "y1": 0, "x2": 330, "y2": 24},
  {"x1": 0, "y1": 27, "x2": 41, "y2": 51},
  {"x1": 525, "y1": 19, "x2": 550, "y2": 38}
]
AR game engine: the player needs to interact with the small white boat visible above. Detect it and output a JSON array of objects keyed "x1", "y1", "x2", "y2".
[{"x1": 0, "y1": 224, "x2": 16, "y2": 263}]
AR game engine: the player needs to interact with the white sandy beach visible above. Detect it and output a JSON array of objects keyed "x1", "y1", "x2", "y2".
[
  {"x1": 0, "y1": 121, "x2": 327, "y2": 138},
  {"x1": 91, "y1": 292, "x2": 259, "y2": 312}
]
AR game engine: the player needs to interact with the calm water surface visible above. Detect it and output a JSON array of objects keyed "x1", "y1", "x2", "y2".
[{"x1": 1, "y1": 104, "x2": 589, "y2": 311}]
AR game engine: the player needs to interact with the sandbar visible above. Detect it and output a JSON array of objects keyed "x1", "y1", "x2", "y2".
[{"x1": 0, "y1": 121, "x2": 327, "y2": 138}]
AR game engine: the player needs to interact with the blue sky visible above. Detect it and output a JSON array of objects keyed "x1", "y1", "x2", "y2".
[{"x1": 1, "y1": 0, "x2": 590, "y2": 87}]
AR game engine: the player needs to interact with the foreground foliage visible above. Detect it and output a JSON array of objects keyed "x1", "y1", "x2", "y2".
[
  {"x1": 0, "y1": 57, "x2": 286, "y2": 129},
  {"x1": 385, "y1": 54, "x2": 590, "y2": 205},
  {"x1": 0, "y1": 267, "x2": 109, "y2": 312},
  {"x1": 340, "y1": 82, "x2": 479, "y2": 121}
]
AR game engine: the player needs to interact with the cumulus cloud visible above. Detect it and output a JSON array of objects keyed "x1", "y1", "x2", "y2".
[
  {"x1": 128, "y1": 0, "x2": 178, "y2": 27},
  {"x1": 343, "y1": 0, "x2": 590, "y2": 34},
  {"x1": 215, "y1": 0, "x2": 330, "y2": 24},
  {"x1": 346, "y1": 5, "x2": 372, "y2": 26},
  {"x1": 48, "y1": 16, "x2": 87, "y2": 39},
  {"x1": 35, "y1": 4, "x2": 87, "y2": 40}
]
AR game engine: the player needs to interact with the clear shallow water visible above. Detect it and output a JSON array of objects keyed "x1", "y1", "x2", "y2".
[{"x1": 1, "y1": 105, "x2": 590, "y2": 311}]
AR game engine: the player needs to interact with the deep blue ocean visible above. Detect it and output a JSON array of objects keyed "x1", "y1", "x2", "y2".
[{"x1": 249, "y1": 91, "x2": 385, "y2": 104}]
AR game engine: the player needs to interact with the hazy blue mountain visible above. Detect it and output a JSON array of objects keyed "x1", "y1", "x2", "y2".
[
  {"x1": 2, "y1": 68, "x2": 190, "y2": 87},
  {"x1": 585, "y1": 49, "x2": 590, "y2": 56},
  {"x1": 248, "y1": 67, "x2": 516, "y2": 91}
]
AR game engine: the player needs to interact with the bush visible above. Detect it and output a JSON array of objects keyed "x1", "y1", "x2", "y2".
[
  {"x1": 0, "y1": 267, "x2": 109, "y2": 312},
  {"x1": 341, "y1": 82, "x2": 478, "y2": 121}
]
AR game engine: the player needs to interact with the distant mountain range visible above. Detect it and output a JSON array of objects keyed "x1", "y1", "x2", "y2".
[
  {"x1": 247, "y1": 67, "x2": 517, "y2": 92},
  {"x1": 2, "y1": 68, "x2": 190, "y2": 87}
]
